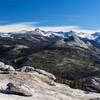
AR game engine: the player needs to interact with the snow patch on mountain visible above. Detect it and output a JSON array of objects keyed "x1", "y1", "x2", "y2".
[
  {"x1": 0, "y1": 28, "x2": 100, "y2": 42},
  {"x1": 64, "y1": 31, "x2": 95, "y2": 40}
]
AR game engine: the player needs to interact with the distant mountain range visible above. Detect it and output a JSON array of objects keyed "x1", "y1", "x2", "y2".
[
  {"x1": 0, "y1": 28, "x2": 100, "y2": 90},
  {"x1": 0, "y1": 28, "x2": 100, "y2": 41},
  {"x1": 0, "y1": 28, "x2": 100, "y2": 49}
]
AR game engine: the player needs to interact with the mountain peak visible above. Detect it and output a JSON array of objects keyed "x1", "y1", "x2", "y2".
[{"x1": 34, "y1": 28, "x2": 41, "y2": 32}]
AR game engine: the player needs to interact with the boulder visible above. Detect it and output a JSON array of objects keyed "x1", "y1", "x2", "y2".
[
  {"x1": 0, "y1": 62, "x2": 5, "y2": 70},
  {"x1": 4, "y1": 65, "x2": 15, "y2": 71},
  {"x1": 34, "y1": 69, "x2": 56, "y2": 80},
  {"x1": 17, "y1": 66, "x2": 56, "y2": 80},
  {"x1": 0, "y1": 62, "x2": 15, "y2": 72},
  {"x1": 17, "y1": 66, "x2": 35, "y2": 72},
  {"x1": 5, "y1": 83, "x2": 33, "y2": 96},
  {"x1": 86, "y1": 77, "x2": 100, "y2": 93}
]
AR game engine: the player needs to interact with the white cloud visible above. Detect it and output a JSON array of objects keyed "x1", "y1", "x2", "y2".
[
  {"x1": 0, "y1": 22, "x2": 38, "y2": 32},
  {"x1": 38, "y1": 26, "x2": 98, "y2": 34},
  {"x1": 0, "y1": 21, "x2": 99, "y2": 34},
  {"x1": 38, "y1": 26, "x2": 79, "y2": 32},
  {"x1": 73, "y1": 29, "x2": 96, "y2": 34}
]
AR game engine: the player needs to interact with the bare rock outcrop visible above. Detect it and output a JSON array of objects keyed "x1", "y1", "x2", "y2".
[
  {"x1": 17, "y1": 66, "x2": 56, "y2": 80},
  {"x1": 5, "y1": 83, "x2": 32, "y2": 96},
  {"x1": 0, "y1": 62, "x2": 15, "y2": 72},
  {"x1": 85, "y1": 77, "x2": 100, "y2": 93},
  {"x1": 0, "y1": 62, "x2": 99, "y2": 100}
]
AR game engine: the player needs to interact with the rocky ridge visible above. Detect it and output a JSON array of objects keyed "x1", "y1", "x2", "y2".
[{"x1": 0, "y1": 62, "x2": 100, "y2": 100}]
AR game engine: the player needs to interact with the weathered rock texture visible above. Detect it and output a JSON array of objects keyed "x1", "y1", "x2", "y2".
[
  {"x1": 85, "y1": 77, "x2": 100, "y2": 93},
  {"x1": 0, "y1": 62, "x2": 15, "y2": 72},
  {"x1": 0, "y1": 63, "x2": 99, "y2": 100}
]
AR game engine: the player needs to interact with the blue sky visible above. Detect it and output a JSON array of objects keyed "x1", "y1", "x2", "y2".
[{"x1": 0, "y1": 0, "x2": 100, "y2": 32}]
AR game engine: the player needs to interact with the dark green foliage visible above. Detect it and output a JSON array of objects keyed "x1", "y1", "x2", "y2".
[{"x1": 0, "y1": 38, "x2": 100, "y2": 90}]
